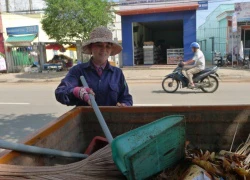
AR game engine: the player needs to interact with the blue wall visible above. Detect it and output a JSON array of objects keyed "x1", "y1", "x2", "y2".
[{"x1": 121, "y1": 10, "x2": 197, "y2": 66}]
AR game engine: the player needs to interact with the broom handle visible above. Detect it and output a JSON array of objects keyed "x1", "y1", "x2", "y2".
[
  {"x1": 0, "y1": 139, "x2": 88, "y2": 159},
  {"x1": 80, "y1": 76, "x2": 114, "y2": 144}
]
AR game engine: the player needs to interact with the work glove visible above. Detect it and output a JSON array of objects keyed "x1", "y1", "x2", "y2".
[{"x1": 73, "y1": 87, "x2": 95, "y2": 105}]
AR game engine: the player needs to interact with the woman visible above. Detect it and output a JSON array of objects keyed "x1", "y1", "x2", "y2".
[{"x1": 55, "y1": 27, "x2": 133, "y2": 106}]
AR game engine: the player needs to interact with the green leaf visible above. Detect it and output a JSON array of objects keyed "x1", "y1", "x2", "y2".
[{"x1": 41, "y1": 0, "x2": 114, "y2": 43}]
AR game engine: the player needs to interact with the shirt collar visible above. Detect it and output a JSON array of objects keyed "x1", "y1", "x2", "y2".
[
  {"x1": 82, "y1": 58, "x2": 115, "y2": 72},
  {"x1": 92, "y1": 60, "x2": 107, "y2": 70}
]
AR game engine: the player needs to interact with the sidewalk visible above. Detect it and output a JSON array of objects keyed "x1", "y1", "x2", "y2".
[
  {"x1": 0, "y1": 67, "x2": 250, "y2": 83},
  {"x1": 123, "y1": 67, "x2": 250, "y2": 82}
]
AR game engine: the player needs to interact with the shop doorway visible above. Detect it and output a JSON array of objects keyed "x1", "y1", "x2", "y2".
[
  {"x1": 133, "y1": 20, "x2": 184, "y2": 65},
  {"x1": 243, "y1": 29, "x2": 250, "y2": 57}
]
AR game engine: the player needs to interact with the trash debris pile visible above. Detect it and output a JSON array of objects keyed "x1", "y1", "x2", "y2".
[{"x1": 155, "y1": 141, "x2": 250, "y2": 180}]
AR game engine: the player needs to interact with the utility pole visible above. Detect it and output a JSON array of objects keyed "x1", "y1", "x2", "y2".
[
  {"x1": 209, "y1": 37, "x2": 215, "y2": 65},
  {"x1": 29, "y1": 0, "x2": 32, "y2": 13},
  {"x1": 5, "y1": 0, "x2": 9, "y2": 12}
]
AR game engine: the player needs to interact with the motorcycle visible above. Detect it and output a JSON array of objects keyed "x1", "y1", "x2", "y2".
[
  {"x1": 234, "y1": 54, "x2": 250, "y2": 68},
  {"x1": 212, "y1": 51, "x2": 224, "y2": 67},
  {"x1": 162, "y1": 63, "x2": 220, "y2": 93},
  {"x1": 243, "y1": 55, "x2": 250, "y2": 68},
  {"x1": 223, "y1": 53, "x2": 233, "y2": 66},
  {"x1": 213, "y1": 52, "x2": 232, "y2": 67}
]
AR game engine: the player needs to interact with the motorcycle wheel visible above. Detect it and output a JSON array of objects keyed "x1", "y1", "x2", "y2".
[
  {"x1": 162, "y1": 77, "x2": 179, "y2": 93},
  {"x1": 200, "y1": 76, "x2": 219, "y2": 93}
]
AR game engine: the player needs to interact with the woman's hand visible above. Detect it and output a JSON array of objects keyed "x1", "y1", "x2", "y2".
[
  {"x1": 73, "y1": 87, "x2": 95, "y2": 106},
  {"x1": 116, "y1": 102, "x2": 127, "y2": 107}
]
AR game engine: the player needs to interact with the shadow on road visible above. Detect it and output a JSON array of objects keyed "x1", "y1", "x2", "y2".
[
  {"x1": 220, "y1": 67, "x2": 250, "y2": 72},
  {"x1": 15, "y1": 72, "x2": 67, "y2": 80},
  {"x1": 152, "y1": 90, "x2": 204, "y2": 94},
  {"x1": 0, "y1": 113, "x2": 57, "y2": 147},
  {"x1": 151, "y1": 90, "x2": 167, "y2": 94}
]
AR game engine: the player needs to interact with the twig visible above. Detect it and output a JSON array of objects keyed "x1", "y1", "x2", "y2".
[
  {"x1": 245, "y1": 154, "x2": 250, "y2": 164},
  {"x1": 237, "y1": 142, "x2": 250, "y2": 155},
  {"x1": 245, "y1": 133, "x2": 250, "y2": 144},
  {"x1": 230, "y1": 122, "x2": 239, "y2": 152},
  {"x1": 235, "y1": 143, "x2": 245, "y2": 153}
]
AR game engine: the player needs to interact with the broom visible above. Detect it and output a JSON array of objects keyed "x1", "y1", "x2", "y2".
[
  {"x1": 0, "y1": 75, "x2": 125, "y2": 179},
  {"x1": 236, "y1": 134, "x2": 250, "y2": 171},
  {"x1": 0, "y1": 145, "x2": 125, "y2": 180}
]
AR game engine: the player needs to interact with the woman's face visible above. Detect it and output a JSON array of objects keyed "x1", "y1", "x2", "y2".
[{"x1": 91, "y1": 42, "x2": 112, "y2": 63}]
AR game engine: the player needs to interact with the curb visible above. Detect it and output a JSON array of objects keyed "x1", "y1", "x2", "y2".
[{"x1": 0, "y1": 77, "x2": 249, "y2": 84}]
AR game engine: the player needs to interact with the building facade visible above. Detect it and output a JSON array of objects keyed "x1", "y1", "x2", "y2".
[
  {"x1": 117, "y1": 2, "x2": 198, "y2": 66},
  {"x1": 196, "y1": 4, "x2": 247, "y2": 62}
]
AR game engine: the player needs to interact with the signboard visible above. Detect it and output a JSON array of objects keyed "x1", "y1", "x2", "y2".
[
  {"x1": 0, "y1": 55, "x2": 7, "y2": 71},
  {"x1": 198, "y1": 1, "x2": 208, "y2": 10},
  {"x1": 235, "y1": 2, "x2": 250, "y2": 22},
  {"x1": 232, "y1": 13, "x2": 237, "y2": 33},
  {"x1": 6, "y1": 25, "x2": 39, "y2": 36},
  {"x1": 228, "y1": 27, "x2": 241, "y2": 61}
]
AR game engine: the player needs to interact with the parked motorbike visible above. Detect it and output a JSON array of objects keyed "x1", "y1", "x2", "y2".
[
  {"x1": 212, "y1": 51, "x2": 224, "y2": 67},
  {"x1": 243, "y1": 55, "x2": 250, "y2": 68},
  {"x1": 162, "y1": 63, "x2": 220, "y2": 93},
  {"x1": 223, "y1": 53, "x2": 232, "y2": 66},
  {"x1": 243, "y1": 49, "x2": 250, "y2": 68},
  {"x1": 215, "y1": 52, "x2": 232, "y2": 67},
  {"x1": 222, "y1": 52, "x2": 249, "y2": 68},
  {"x1": 234, "y1": 54, "x2": 250, "y2": 68}
]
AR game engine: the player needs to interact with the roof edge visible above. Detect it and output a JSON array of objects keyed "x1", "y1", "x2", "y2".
[{"x1": 116, "y1": 4, "x2": 199, "y2": 16}]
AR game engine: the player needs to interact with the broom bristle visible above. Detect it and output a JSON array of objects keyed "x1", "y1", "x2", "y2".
[
  {"x1": 0, "y1": 145, "x2": 125, "y2": 180},
  {"x1": 235, "y1": 138, "x2": 250, "y2": 171}
]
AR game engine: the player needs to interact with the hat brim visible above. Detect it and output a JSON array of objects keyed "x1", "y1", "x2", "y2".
[{"x1": 82, "y1": 38, "x2": 122, "y2": 56}]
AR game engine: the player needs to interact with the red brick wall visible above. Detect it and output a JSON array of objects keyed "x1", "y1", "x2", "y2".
[
  {"x1": 0, "y1": 33, "x2": 4, "y2": 54},
  {"x1": 0, "y1": 14, "x2": 5, "y2": 54}
]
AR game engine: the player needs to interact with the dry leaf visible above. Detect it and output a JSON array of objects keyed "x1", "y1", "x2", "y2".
[
  {"x1": 234, "y1": 167, "x2": 249, "y2": 177},
  {"x1": 192, "y1": 159, "x2": 224, "y2": 177},
  {"x1": 222, "y1": 158, "x2": 231, "y2": 172},
  {"x1": 209, "y1": 152, "x2": 215, "y2": 161},
  {"x1": 201, "y1": 151, "x2": 210, "y2": 161}
]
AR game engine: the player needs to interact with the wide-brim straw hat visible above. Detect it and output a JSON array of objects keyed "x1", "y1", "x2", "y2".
[{"x1": 82, "y1": 27, "x2": 122, "y2": 56}]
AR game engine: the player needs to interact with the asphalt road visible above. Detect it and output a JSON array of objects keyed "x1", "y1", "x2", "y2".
[
  {"x1": 0, "y1": 82, "x2": 249, "y2": 146},
  {"x1": 130, "y1": 81, "x2": 250, "y2": 106}
]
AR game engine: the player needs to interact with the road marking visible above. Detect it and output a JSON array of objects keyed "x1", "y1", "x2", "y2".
[
  {"x1": 0, "y1": 103, "x2": 30, "y2": 105},
  {"x1": 134, "y1": 104, "x2": 172, "y2": 106}
]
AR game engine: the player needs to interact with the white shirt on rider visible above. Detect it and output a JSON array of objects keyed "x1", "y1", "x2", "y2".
[{"x1": 192, "y1": 49, "x2": 205, "y2": 70}]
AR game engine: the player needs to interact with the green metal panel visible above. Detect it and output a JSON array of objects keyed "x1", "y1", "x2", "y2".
[
  {"x1": 218, "y1": 19, "x2": 228, "y2": 55},
  {"x1": 12, "y1": 51, "x2": 33, "y2": 66},
  {"x1": 6, "y1": 35, "x2": 37, "y2": 43},
  {"x1": 112, "y1": 115, "x2": 185, "y2": 180}
]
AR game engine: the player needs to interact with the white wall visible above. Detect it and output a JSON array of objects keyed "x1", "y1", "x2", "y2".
[
  {"x1": 2, "y1": 10, "x2": 122, "y2": 63},
  {"x1": 113, "y1": 6, "x2": 122, "y2": 42},
  {"x1": 1, "y1": 13, "x2": 76, "y2": 62}
]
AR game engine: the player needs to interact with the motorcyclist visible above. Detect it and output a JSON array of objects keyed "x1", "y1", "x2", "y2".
[{"x1": 181, "y1": 42, "x2": 205, "y2": 88}]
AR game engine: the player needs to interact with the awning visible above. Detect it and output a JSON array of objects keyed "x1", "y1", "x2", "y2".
[
  {"x1": 66, "y1": 44, "x2": 76, "y2": 51},
  {"x1": 5, "y1": 35, "x2": 37, "y2": 47},
  {"x1": 116, "y1": 4, "x2": 199, "y2": 16}
]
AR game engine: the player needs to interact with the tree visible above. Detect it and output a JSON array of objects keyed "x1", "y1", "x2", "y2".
[{"x1": 41, "y1": 0, "x2": 114, "y2": 42}]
